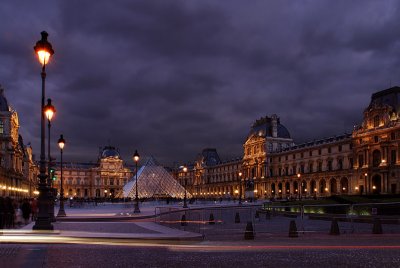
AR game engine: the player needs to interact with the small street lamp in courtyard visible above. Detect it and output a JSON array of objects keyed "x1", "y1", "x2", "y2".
[
  {"x1": 33, "y1": 31, "x2": 55, "y2": 231},
  {"x1": 297, "y1": 173, "x2": 301, "y2": 200},
  {"x1": 238, "y1": 172, "x2": 243, "y2": 205},
  {"x1": 57, "y1": 135, "x2": 66, "y2": 217},
  {"x1": 133, "y1": 150, "x2": 140, "y2": 213},
  {"x1": 183, "y1": 166, "x2": 188, "y2": 208}
]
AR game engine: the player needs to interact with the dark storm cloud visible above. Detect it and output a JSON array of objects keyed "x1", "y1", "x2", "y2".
[{"x1": 1, "y1": 0, "x2": 400, "y2": 166}]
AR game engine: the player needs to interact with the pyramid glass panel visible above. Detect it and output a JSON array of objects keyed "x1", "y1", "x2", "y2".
[{"x1": 123, "y1": 157, "x2": 191, "y2": 199}]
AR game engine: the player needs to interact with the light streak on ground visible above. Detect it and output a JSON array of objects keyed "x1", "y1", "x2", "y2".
[
  {"x1": 1, "y1": 233, "x2": 400, "y2": 252},
  {"x1": 159, "y1": 220, "x2": 224, "y2": 224}
]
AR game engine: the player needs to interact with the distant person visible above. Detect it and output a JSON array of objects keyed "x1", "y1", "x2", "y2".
[
  {"x1": 30, "y1": 198, "x2": 38, "y2": 221},
  {"x1": 0, "y1": 197, "x2": 4, "y2": 229},
  {"x1": 4, "y1": 197, "x2": 15, "y2": 228},
  {"x1": 21, "y1": 199, "x2": 31, "y2": 225}
]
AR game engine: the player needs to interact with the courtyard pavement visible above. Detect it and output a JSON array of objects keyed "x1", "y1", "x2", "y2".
[{"x1": 0, "y1": 200, "x2": 398, "y2": 247}]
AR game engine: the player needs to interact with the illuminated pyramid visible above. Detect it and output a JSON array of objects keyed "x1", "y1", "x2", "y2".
[{"x1": 123, "y1": 156, "x2": 191, "y2": 199}]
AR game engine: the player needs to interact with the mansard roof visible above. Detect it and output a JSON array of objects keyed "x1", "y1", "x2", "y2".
[
  {"x1": 249, "y1": 115, "x2": 291, "y2": 139},
  {"x1": 198, "y1": 148, "x2": 221, "y2": 166},
  {"x1": 100, "y1": 145, "x2": 120, "y2": 159},
  {"x1": 277, "y1": 133, "x2": 352, "y2": 153},
  {"x1": 369, "y1": 86, "x2": 400, "y2": 112}
]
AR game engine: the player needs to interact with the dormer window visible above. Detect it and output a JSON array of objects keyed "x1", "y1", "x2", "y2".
[{"x1": 374, "y1": 115, "x2": 380, "y2": 127}]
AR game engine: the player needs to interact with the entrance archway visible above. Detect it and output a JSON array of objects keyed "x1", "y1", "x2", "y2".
[
  {"x1": 330, "y1": 178, "x2": 337, "y2": 194},
  {"x1": 319, "y1": 179, "x2": 326, "y2": 194},
  {"x1": 278, "y1": 182, "x2": 283, "y2": 195},
  {"x1": 271, "y1": 183, "x2": 276, "y2": 195},
  {"x1": 285, "y1": 182, "x2": 290, "y2": 194},
  {"x1": 293, "y1": 181, "x2": 298, "y2": 195},
  {"x1": 310, "y1": 180, "x2": 316, "y2": 194},
  {"x1": 301, "y1": 180, "x2": 307, "y2": 194},
  {"x1": 372, "y1": 175, "x2": 382, "y2": 194},
  {"x1": 340, "y1": 177, "x2": 349, "y2": 194}
]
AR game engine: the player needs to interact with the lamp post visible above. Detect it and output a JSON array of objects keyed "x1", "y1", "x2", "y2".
[
  {"x1": 297, "y1": 173, "x2": 301, "y2": 200},
  {"x1": 133, "y1": 150, "x2": 140, "y2": 213},
  {"x1": 183, "y1": 166, "x2": 188, "y2": 208},
  {"x1": 57, "y1": 135, "x2": 66, "y2": 217},
  {"x1": 238, "y1": 172, "x2": 243, "y2": 205},
  {"x1": 33, "y1": 31, "x2": 54, "y2": 230},
  {"x1": 44, "y1": 98, "x2": 56, "y2": 221}
]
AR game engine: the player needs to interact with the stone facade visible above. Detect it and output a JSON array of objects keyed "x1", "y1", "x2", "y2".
[
  {"x1": 53, "y1": 146, "x2": 133, "y2": 198},
  {"x1": 176, "y1": 148, "x2": 242, "y2": 199},
  {"x1": 0, "y1": 86, "x2": 39, "y2": 198},
  {"x1": 177, "y1": 86, "x2": 400, "y2": 198}
]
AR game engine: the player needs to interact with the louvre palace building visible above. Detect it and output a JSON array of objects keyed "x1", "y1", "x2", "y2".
[
  {"x1": 177, "y1": 86, "x2": 400, "y2": 199},
  {"x1": 0, "y1": 86, "x2": 39, "y2": 198},
  {"x1": 53, "y1": 146, "x2": 133, "y2": 198}
]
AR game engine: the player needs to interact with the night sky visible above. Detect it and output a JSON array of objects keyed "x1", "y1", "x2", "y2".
[{"x1": 1, "y1": 1, "x2": 400, "y2": 166}]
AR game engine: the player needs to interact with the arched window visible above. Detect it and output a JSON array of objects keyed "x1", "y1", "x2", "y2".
[
  {"x1": 285, "y1": 182, "x2": 290, "y2": 194},
  {"x1": 330, "y1": 178, "x2": 337, "y2": 194},
  {"x1": 319, "y1": 179, "x2": 326, "y2": 194}
]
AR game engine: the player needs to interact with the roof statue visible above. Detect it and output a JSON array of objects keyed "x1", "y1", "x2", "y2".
[{"x1": 122, "y1": 156, "x2": 191, "y2": 199}]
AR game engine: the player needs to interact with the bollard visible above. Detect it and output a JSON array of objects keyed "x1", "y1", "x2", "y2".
[
  {"x1": 288, "y1": 220, "x2": 298, "y2": 237},
  {"x1": 209, "y1": 213, "x2": 215, "y2": 225},
  {"x1": 244, "y1": 221, "x2": 255, "y2": 240},
  {"x1": 255, "y1": 210, "x2": 259, "y2": 219},
  {"x1": 235, "y1": 212, "x2": 240, "y2": 223},
  {"x1": 329, "y1": 218, "x2": 340, "y2": 235},
  {"x1": 372, "y1": 218, "x2": 383, "y2": 234},
  {"x1": 181, "y1": 214, "x2": 187, "y2": 226}
]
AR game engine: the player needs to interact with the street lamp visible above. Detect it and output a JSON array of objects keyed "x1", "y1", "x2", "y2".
[
  {"x1": 57, "y1": 135, "x2": 66, "y2": 217},
  {"x1": 33, "y1": 31, "x2": 55, "y2": 231},
  {"x1": 183, "y1": 166, "x2": 188, "y2": 208},
  {"x1": 133, "y1": 150, "x2": 140, "y2": 213},
  {"x1": 238, "y1": 172, "x2": 243, "y2": 205},
  {"x1": 44, "y1": 98, "x2": 56, "y2": 221},
  {"x1": 297, "y1": 173, "x2": 301, "y2": 200}
]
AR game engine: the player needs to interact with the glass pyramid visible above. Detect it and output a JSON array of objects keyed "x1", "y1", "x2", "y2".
[{"x1": 122, "y1": 157, "x2": 191, "y2": 199}]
